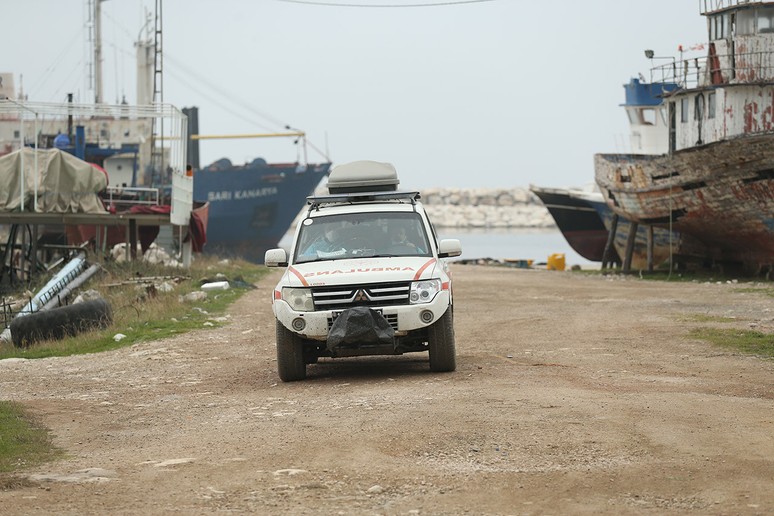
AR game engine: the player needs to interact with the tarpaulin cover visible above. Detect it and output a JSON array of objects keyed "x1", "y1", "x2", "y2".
[
  {"x1": 0, "y1": 148, "x2": 108, "y2": 213},
  {"x1": 327, "y1": 306, "x2": 395, "y2": 351}
]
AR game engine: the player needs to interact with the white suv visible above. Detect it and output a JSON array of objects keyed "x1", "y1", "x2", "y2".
[{"x1": 265, "y1": 161, "x2": 462, "y2": 381}]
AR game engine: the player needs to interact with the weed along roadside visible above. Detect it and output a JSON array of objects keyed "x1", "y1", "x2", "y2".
[
  {"x1": 0, "y1": 251, "x2": 267, "y2": 484},
  {"x1": 0, "y1": 255, "x2": 269, "y2": 360},
  {"x1": 0, "y1": 401, "x2": 63, "y2": 486}
]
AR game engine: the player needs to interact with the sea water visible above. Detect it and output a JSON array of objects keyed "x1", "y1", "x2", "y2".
[{"x1": 437, "y1": 227, "x2": 594, "y2": 266}]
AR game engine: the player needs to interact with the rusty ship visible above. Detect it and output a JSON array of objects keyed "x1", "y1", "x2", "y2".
[{"x1": 595, "y1": 0, "x2": 774, "y2": 274}]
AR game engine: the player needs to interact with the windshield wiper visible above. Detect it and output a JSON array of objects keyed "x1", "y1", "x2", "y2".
[{"x1": 296, "y1": 257, "x2": 338, "y2": 264}]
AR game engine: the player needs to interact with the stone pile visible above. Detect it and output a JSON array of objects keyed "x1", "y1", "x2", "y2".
[
  {"x1": 292, "y1": 185, "x2": 555, "y2": 231},
  {"x1": 419, "y1": 187, "x2": 553, "y2": 228}
]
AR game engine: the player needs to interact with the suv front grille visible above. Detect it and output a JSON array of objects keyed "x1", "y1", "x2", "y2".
[{"x1": 312, "y1": 282, "x2": 411, "y2": 311}]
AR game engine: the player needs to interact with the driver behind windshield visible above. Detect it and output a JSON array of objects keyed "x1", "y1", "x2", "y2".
[
  {"x1": 391, "y1": 227, "x2": 415, "y2": 248},
  {"x1": 389, "y1": 225, "x2": 426, "y2": 253}
]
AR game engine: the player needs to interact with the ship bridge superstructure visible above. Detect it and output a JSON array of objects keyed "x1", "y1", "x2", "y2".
[
  {"x1": 641, "y1": 0, "x2": 774, "y2": 152},
  {"x1": 621, "y1": 78, "x2": 678, "y2": 155}
]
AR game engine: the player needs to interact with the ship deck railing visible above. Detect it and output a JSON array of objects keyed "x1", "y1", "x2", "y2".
[
  {"x1": 104, "y1": 186, "x2": 160, "y2": 207},
  {"x1": 700, "y1": 0, "x2": 768, "y2": 15},
  {"x1": 649, "y1": 49, "x2": 774, "y2": 89}
]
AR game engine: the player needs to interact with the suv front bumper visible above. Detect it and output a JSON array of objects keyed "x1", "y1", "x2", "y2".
[{"x1": 274, "y1": 291, "x2": 451, "y2": 341}]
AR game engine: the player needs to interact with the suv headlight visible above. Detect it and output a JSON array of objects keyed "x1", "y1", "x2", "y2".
[
  {"x1": 410, "y1": 279, "x2": 441, "y2": 304},
  {"x1": 282, "y1": 287, "x2": 314, "y2": 312}
]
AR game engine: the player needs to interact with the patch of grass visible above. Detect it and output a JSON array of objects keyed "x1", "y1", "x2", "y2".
[
  {"x1": 0, "y1": 401, "x2": 63, "y2": 474},
  {"x1": 577, "y1": 268, "x2": 773, "y2": 284},
  {"x1": 733, "y1": 287, "x2": 774, "y2": 298},
  {"x1": 0, "y1": 255, "x2": 270, "y2": 359},
  {"x1": 690, "y1": 328, "x2": 774, "y2": 358}
]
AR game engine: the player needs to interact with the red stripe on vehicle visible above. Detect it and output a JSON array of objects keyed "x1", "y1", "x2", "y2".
[
  {"x1": 413, "y1": 259, "x2": 437, "y2": 281},
  {"x1": 288, "y1": 267, "x2": 309, "y2": 286}
]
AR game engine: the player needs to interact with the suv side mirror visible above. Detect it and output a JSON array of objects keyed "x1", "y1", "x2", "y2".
[
  {"x1": 265, "y1": 248, "x2": 288, "y2": 267},
  {"x1": 438, "y1": 239, "x2": 462, "y2": 258}
]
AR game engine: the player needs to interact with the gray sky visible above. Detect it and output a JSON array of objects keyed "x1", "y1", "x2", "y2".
[{"x1": 4, "y1": 0, "x2": 707, "y2": 189}]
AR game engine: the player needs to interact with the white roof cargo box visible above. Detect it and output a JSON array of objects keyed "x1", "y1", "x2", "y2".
[{"x1": 327, "y1": 160, "x2": 399, "y2": 194}]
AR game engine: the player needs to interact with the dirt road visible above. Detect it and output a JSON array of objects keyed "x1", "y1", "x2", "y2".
[{"x1": 1, "y1": 265, "x2": 773, "y2": 515}]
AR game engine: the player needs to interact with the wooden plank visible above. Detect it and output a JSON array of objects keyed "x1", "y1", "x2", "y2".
[
  {"x1": 622, "y1": 222, "x2": 639, "y2": 273},
  {"x1": 602, "y1": 214, "x2": 619, "y2": 270},
  {"x1": 647, "y1": 225, "x2": 654, "y2": 272},
  {"x1": 129, "y1": 219, "x2": 138, "y2": 260}
]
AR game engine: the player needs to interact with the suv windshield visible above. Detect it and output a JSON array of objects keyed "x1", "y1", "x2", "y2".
[{"x1": 294, "y1": 211, "x2": 432, "y2": 263}]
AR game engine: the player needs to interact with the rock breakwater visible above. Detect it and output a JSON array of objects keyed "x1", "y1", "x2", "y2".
[
  {"x1": 292, "y1": 185, "x2": 555, "y2": 232},
  {"x1": 420, "y1": 188, "x2": 553, "y2": 228}
]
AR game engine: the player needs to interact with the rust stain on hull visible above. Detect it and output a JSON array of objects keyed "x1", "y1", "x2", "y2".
[{"x1": 595, "y1": 135, "x2": 774, "y2": 270}]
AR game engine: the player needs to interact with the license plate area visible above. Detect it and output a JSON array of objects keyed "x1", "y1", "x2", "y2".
[{"x1": 328, "y1": 309, "x2": 398, "y2": 331}]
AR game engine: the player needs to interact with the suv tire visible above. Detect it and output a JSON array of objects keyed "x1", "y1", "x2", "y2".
[
  {"x1": 276, "y1": 321, "x2": 306, "y2": 381},
  {"x1": 428, "y1": 309, "x2": 456, "y2": 372}
]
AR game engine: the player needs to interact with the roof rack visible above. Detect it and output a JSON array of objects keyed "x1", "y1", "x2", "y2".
[{"x1": 306, "y1": 190, "x2": 420, "y2": 210}]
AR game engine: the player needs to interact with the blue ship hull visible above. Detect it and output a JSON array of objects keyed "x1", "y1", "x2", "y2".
[{"x1": 193, "y1": 160, "x2": 331, "y2": 263}]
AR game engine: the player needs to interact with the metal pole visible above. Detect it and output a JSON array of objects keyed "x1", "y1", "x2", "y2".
[
  {"x1": 19, "y1": 116, "x2": 25, "y2": 212},
  {"x1": 7, "y1": 98, "x2": 41, "y2": 213},
  {"x1": 94, "y1": 0, "x2": 103, "y2": 104},
  {"x1": 33, "y1": 113, "x2": 39, "y2": 211}
]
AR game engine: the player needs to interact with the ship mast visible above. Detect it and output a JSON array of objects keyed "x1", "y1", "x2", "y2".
[{"x1": 87, "y1": 0, "x2": 106, "y2": 104}]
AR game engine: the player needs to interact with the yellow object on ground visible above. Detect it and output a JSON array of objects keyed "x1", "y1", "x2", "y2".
[{"x1": 547, "y1": 253, "x2": 566, "y2": 271}]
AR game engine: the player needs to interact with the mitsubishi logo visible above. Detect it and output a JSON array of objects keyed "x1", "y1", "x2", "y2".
[{"x1": 354, "y1": 289, "x2": 368, "y2": 302}]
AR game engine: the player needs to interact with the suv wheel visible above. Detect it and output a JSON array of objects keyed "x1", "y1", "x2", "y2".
[
  {"x1": 428, "y1": 309, "x2": 456, "y2": 372},
  {"x1": 276, "y1": 321, "x2": 306, "y2": 381}
]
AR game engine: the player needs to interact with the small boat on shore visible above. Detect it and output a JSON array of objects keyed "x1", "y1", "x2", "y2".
[{"x1": 529, "y1": 185, "x2": 616, "y2": 263}]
